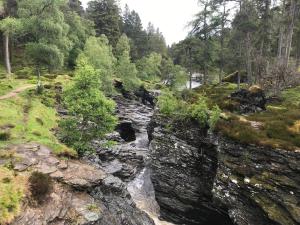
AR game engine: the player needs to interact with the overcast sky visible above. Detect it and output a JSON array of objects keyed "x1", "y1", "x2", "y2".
[{"x1": 81, "y1": 0, "x2": 200, "y2": 45}]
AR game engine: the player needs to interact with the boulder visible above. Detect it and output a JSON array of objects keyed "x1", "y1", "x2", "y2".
[{"x1": 230, "y1": 86, "x2": 266, "y2": 113}]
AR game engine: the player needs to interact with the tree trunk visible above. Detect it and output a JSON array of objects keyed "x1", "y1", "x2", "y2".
[
  {"x1": 4, "y1": 33, "x2": 11, "y2": 76},
  {"x1": 246, "y1": 32, "x2": 252, "y2": 85},
  {"x1": 219, "y1": 0, "x2": 226, "y2": 84},
  {"x1": 284, "y1": 0, "x2": 297, "y2": 67}
]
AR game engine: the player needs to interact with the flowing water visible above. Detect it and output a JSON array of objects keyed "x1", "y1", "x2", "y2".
[{"x1": 98, "y1": 96, "x2": 175, "y2": 225}]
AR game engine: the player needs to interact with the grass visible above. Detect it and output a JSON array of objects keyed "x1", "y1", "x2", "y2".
[
  {"x1": 0, "y1": 78, "x2": 76, "y2": 156},
  {"x1": 194, "y1": 82, "x2": 248, "y2": 110},
  {"x1": 195, "y1": 83, "x2": 300, "y2": 151},
  {"x1": 0, "y1": 167, "x2": 27, "y2": 224}
]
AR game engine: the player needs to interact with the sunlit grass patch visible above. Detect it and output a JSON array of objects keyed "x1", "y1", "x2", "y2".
[
  {"x1": 0, "y1": 90, "x2": 76, "y2": 156},
  {"x1": 0, "y1": 166, "x2": 27, "y2": 224}
]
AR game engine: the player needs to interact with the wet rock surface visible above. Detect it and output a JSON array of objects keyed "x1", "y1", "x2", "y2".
[
  {"x1": 148, "y1": 116, "x2": 234, "y2": 225},
  {"x1": 148, "y1": 114, "x2": 300, "y2": 225},
  {"x1": 89, "y1": 95, "x2": 154, "y2": 182},
  {"x1": 6, "y1": 143, "x2": 154, "y2": 225}
]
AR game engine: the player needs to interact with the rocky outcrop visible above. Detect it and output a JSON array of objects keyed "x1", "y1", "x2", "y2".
[
  {"x1": 214, "y1": 138, "x2": 300, "y2": 225},
  {"x1": 88, "y1": 95, "x2": 153, "y2": 182},
  {"x1": 148, "y1": 116, "x2": 234, "y2": 225},
  {"x1": 3, "y1": 143, "x2": 154, "y2": 225},
  {"x1": 148, "y1": 115, "x2": 300, "y2": 225},
  {"x1": 230, "y1": 87, "x2": 266, "y2": 113}
]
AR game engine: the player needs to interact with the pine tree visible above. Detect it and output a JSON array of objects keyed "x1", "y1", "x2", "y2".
[
  {"x1": 115, "y1": 34, "x2": 140, "y2": 90},
  {"x1": 87, "y1": 0, "x2": 121, "y2": 47}
]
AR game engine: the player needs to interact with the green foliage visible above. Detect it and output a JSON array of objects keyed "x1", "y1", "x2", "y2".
[
  {"x1": 158, "y1": 89, "x2": 221, "y2": 130},
  {"x1": 18, "y1": 0, "x2": 71, "y2": 84},
  {"x1": 157, "y1": 89, "x2": 181, "y2": 116},
  {"x1": 190, "y1": 98, "x2": 209, "y2": 127},
  {"x1": 0, "y1": 17, "x2": 22, "y2": 35},
  {"x1": 14, "y1": 67, "x2": 34, "y2": 79},
  {"x1": 29, "y1": 171, "x2": 53, "y2": 203},
  {"x1": 122, "y1": 5, "x2": 148, "y2": 60},
  {"x1": 115, "y1": 34, "x2": 140, "y2": 90},
  {"x1": 208, "y1": 105, "x2": 221, "y2": 130},
  {"x1": 136, "y1": 52, "x2": 162, "y2": 80},
  {"x1": 87, "y1": 0, "x2": 121, "y2": 47},
  {"x1": 0, "y1": 167, "x2": 24, "y2": 224},
  {"x1": 78, "y1": 36, "x2": 115, "y2": 95},
  {"x1": 64, "y1": 10, "x2": 95, "y2": 68},
  {"x1": 59, "y1": 63, "x2": 117, "y2": 155}
]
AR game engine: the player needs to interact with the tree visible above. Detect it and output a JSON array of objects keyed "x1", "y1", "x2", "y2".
[
  {"x1": 160, "y1": 57, "x2": 188, "y2": 91},
  {"x1": 18, "y1": 0, "x2": 71, "y2": 90},
  {"x1": 147, "y1": 22, "x2": 168, "y2": 56},
  {"x1": 0, "y1": 0, "x2": 19, "y2": 75},
  {"x1": 78, "y1": 35, "x2": 115, "y2": 95},
  {"x1": 59, "y1": 61, "x2": 117, "y2": 155},
  {"x1": 191, "y1": 0, "x2": 220, "y2": 84},
  {"x1": 63, "y1": 9, "x2": 95, "y2": 68},
  {"x1": 136, "y1": 52, "x2": 162, "y2": 81},
  {"x1": 0, "y1": 17, "x2": 21, "y2": 76},
  {"x1": 277, "y1": 0, "x2": 298, "y2": 67},
  {"x1": 68, "y1": 0, "x2": 84, "y2": 15},
  {"x1": 230, "y1": 0, "x2": 258, "y2": 84},
  {"x1": 122, "y1": 5, "x2": 148, "y2": 60},
  {"x1": 87, "y1": 0, "x2": 121, "y2": 47},
  {"x1": 115, "y1": 34, "x2": 140, "y2": 90}
]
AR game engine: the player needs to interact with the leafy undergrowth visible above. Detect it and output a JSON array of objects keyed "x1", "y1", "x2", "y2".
[
  {"x1": 0, "y1": 167, "x2": 27, "y2": 224},
  {"x1": 196, "y1": 83, "x2": 300, "y2": 151},
  {"x1": 0, "y1": 77, "x2": 76, "y2": 156}
]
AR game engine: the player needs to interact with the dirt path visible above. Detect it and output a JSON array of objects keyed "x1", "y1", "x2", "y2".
[{"x1": 0, "y1": 84, "x2": 35, "y2": 100}]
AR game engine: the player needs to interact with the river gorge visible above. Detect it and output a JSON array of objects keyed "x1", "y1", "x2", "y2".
[{"x1": 6, "y1": 93, "x2": 300, "y2": 225}]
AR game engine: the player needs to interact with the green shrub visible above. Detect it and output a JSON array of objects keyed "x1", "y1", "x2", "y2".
[
  {"x1": 14, "y1": 67, "x2": 34, "y2": 79},
  {"x1": 158, "y1": 89, "x2": 181, "y2": 116},
  {"x1": 29, "y1": 171, "x2": 53, "y2": 203},
  {"x1": 190, "y1": 98, "x2": 209, "y2": 127},
  {"x1": 59, "y1": 63, "x2": 117, "y2": 156},
  {"x1": 0, "y1": 131, "x2": 10, "y2": 141},
  {"x1": 209, "y1": 105, "x2": 222, "y2": 130}
]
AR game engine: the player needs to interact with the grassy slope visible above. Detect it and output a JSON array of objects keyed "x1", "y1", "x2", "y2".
[
  {"x1": 195, "y1": 83, "x2": 300, "y2": 151},
  {"x1": 0, "y1": 167, "x2": 27, "y2": 224},
  {"x1": 0, "y1": 74, "x2": 75, "y2": 223}
]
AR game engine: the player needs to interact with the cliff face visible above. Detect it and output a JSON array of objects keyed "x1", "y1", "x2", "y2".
[{"x1": 148, "y1": 115, "x2": 300, "y2": 225}]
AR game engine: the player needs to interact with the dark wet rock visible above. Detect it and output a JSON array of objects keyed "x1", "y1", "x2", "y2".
[
  {"x1": 148, "y1": 114, "x2": 300, "y2": 225},
  {"x1": 89, "y1": 95, "x2": 153, "y2": 182},
  {"x1": 230, "y1": 87, "x2": 266, "y2": 113},
  {"x1": 134, "y1": 86, "x2": 156, "y2": 107},
  {"x1": 117, "y1": 121, "x2": 136, "y2": 142},
  {"x1": 148, "y1": 116, "x2": 233, "y2": 225}
]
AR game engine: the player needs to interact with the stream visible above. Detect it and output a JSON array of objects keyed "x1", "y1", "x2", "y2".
[{"x1": 89, "y1": 95, "x2": 174, "y2": 225}]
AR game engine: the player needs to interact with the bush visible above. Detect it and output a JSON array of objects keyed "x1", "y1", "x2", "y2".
[
  {"x1": 189, "y1": 98, "x2": 209, "y2": 127},
  {"x1": 29, "y1": 171, "x2": 53, "y2": 203},
  {"x1": 59, "y1": 63, "x2": 117, "y2": 156},
  {"x1": 0, "y1": 131, "x2": 10, "y2": 141},
  {"x1": 158, "y1": 89, "x2": 181, "y2": 116},
  {"x1": 208, "y1": 105, "x2": 222, "y2": 130},
  {"x1": 14, "y1": 67, "x2": 34, "y2": 79}
]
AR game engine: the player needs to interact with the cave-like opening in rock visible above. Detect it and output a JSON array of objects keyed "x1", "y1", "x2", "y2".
[{"x1": 117, "y1": 122, "x2": 136, "y2": 142}]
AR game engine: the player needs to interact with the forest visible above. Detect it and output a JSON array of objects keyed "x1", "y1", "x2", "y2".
[{"x1": 0, "y1": 0, "x2": 300, "y2": 225}]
